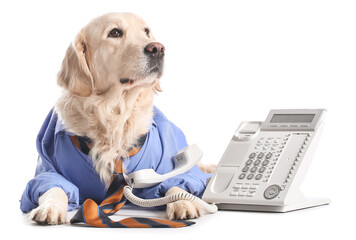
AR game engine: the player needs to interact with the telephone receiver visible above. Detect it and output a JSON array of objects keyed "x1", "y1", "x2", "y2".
[
  {"x1": 127, "y1": 144, "x2": 203, "y2": 188},
  {"x1": 123, "y1": 144, "x2": 218, "y2": 214}
]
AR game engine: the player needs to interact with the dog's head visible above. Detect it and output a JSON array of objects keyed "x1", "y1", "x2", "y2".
[{"x1": 58, "y1": 12, "x2": 163, "y2": 97}]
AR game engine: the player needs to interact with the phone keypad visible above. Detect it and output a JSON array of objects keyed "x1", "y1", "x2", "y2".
[
  {"x1": 239, "y1": 136, "x2": 290, "y2": 178},
  {"x1": 228, "y1": 132, "x2": 314, "y2": 198},
  {"x1": 238, "y1": 151, "x2": 275, "y2": 182},
  {"x1": 230, "y1": 135, "x2": 291, "y2": 197}
]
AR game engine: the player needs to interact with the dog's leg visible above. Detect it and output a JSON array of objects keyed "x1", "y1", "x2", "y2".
[
  {"x1": 29, "y1": 187, "x2": 68, "y2": 225},
  {"x1": 165, "y1": 186, "x2": 202, "y2": 220},
  {"x1": 197, "y1": 162, "x2": 217, "y2": 174}
]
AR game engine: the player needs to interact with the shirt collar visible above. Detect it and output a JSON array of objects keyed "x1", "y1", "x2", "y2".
[{"x1": 55, "y1": 117, "x2": 75, "y2": 136}]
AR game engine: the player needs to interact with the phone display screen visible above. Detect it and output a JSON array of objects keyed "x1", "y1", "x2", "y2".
[{"x1": 270, "y1": 114, "x2": 315, "y2": 123}]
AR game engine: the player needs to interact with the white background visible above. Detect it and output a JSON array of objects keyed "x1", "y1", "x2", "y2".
[{"x1": 0, "y1": 0, "x2": 355, "y2": 239}]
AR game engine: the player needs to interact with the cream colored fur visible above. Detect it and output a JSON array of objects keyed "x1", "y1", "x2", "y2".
[
  {"x1": 29, "y1": 12, "x2": 216, "y2": 225},
  {"x1": 29, "y1": 188, "x2": 68, "y2": 225}
]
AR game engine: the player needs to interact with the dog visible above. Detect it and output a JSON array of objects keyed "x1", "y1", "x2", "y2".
[{"x1": 20, "y1": 12, "x2": 216, "y2": 225}]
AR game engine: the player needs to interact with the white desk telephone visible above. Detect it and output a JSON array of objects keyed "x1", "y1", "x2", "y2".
[
  {"x1": 202, "y1": 109, "x2": 330, "y2": 212},
  {"x1": 124, "y1": 109, "x2": 329, "y2": 214}
]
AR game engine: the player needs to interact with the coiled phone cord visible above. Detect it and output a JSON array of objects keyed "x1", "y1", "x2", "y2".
[{"x1": 123, "y1": 185, "x2": 218, "y2": 214}]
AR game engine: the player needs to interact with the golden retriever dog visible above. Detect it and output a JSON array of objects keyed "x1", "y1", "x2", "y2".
[{"x1": 23, "y1": 12, "x2": 216, "y2": 225}]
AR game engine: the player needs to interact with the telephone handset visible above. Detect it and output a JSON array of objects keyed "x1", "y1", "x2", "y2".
[
  {"x1": 127, "y1": 144, "x2": 203, "y2": 188},
  {"x1": 123, "y1": 144, "x2": 218, "y2": 214},
  {"x1": 202, "y1": 109, "x2": 330, "y2": 212}
]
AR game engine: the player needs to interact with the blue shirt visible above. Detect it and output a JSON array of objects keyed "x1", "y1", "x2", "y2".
[{"x1": 20, "y1": 106, "x2": 211, "y2": 213}]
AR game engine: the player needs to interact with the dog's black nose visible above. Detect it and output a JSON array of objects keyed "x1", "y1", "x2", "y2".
[{"x1": 144, "y1": 42, "x2": 165, "y2": 57}]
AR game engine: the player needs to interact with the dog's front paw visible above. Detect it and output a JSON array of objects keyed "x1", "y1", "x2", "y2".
[
  {"x1": 165, "y1": 186, "x2": 201, "y2": 220},
  {"x1": 197, "y1": 163, "x2": 217, "y2": 174},
  {"x1": 29, "y1": 187, "x2": 68, "y2": 225},
  {"x1": 29, "y1": 202, "x2": 67, "y2": 225},
  {"x1": 166, "y1": 200, "x2": 201, "y2": 220}
]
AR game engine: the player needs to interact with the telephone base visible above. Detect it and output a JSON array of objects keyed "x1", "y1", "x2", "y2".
[{"x1": 216, "y1": 198, "x2": 331, "y2": 213}]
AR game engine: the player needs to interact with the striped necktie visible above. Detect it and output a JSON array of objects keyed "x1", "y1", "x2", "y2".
[{"x1": 69, "y1": 135, "x2": 195, "y2": 228}]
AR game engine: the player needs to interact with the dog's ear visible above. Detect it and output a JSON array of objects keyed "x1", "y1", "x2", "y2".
[{"x1": 57, "y1": 30, "x2": 93, "y2": 97}]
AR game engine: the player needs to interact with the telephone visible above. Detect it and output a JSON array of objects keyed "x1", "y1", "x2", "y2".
[{"x1": 202, "y1": 109, "x2": 330, "y2": 212}]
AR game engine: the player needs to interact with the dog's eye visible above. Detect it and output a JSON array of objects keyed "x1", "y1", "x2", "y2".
[
  {"x1": 108, "y1": 28, "x2": 123, "y2": 38},
  {"x1": 144, "y1": 28, "x2": 150, "y2": 38}
]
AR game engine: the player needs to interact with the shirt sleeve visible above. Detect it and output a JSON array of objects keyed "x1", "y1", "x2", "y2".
[
  {"x1": 20, "y1": 109, "x2": 80, "y2": 213},
  {"x1": 20, "y1": 164, "x2": 79, "y2": 213}
]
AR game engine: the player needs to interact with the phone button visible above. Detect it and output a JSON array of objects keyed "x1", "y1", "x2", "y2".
[
  {"x1": 246, "y1": 159, "x2": 253, "y2": 165},
  {"x1": 230, "y1": 191, "x2": 238, "y2": 196},
  {"x1": 242, "y1": 166, "x2": 250, "y2": 172},
  {"x1": 255, "y1": 174, "x2": 263, "y2": 180},
  {"x1": 254, "y1": 160, "x2": 261, "y2": 166},
  {"x1": 246, "y1": 191, "x2": 256, "y2": 197},
  {"x1": 239, "y1": 173, "x2": 246, "y2": 179},
  {"x1": 264, "y1": 185, "x2": 281, "y2": 199},
  {"x1": 250, "y1": 167, "x2": 258, "y2": 173},
  {"x1": 238, "y1": 191, "x2": 247, "y2": 197},
  {"x1": 262, "y1": 160, "x2": 270, "y2": 166},
  {"x1": 247, "y1": 174, "x2": 254, "y2": 180}
]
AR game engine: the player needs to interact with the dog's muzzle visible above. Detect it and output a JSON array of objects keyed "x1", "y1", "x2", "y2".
[
  {"x1": 144, "y1": 42, "x2": 165, "y2": 74},
  {"x1": 120, "y1": 42, "x2": 165, "y2": 85}
]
